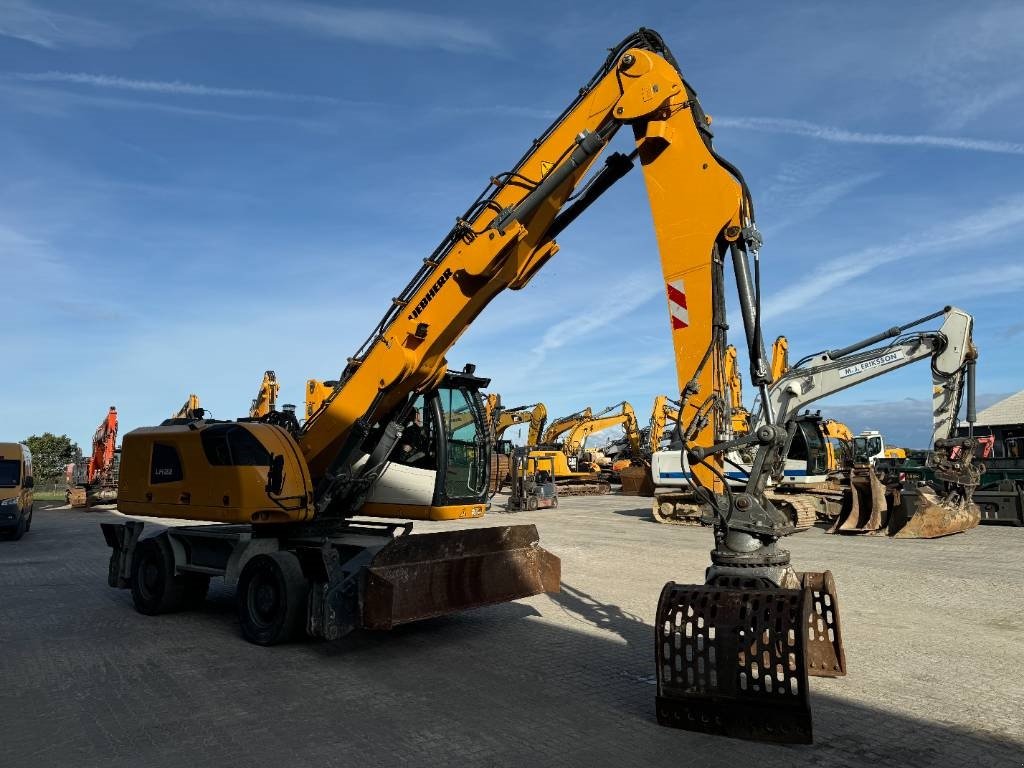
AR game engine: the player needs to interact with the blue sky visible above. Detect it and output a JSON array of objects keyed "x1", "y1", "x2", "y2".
[{"x1": 2, "y1": 0, "x2": 1022, "y2": 451}]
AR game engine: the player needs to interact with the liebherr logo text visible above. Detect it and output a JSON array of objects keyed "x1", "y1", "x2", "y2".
[
  {"x1": 839, "y1": 349, "x2": 905, "y2": 379},
  {"x1": 408, "y1": 268, "x2": 453, "y2": 320}
]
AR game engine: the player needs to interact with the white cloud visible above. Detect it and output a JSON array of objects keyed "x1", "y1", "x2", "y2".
[
  {"x1": 763, "y1": 197, "x2": 1024, "y2": 321},
  {"x1": 196, "y1": 1, "x2": 499, "y2": 53},
  {"x1": 4, "y1": 72, "x2": 339, "y2": 103},
  {"x1": 531, "y1": 275, "x2": 661, "y2": 361},
  {"x1": 0, "y1": 1, "x2": 128, "y2": 48},
  {"x1": 716, "y1": 116, "x2": 1024, "y2": 156},
  {"x1": 0, "y1": 84, "x2": 332, "y2": 130}
]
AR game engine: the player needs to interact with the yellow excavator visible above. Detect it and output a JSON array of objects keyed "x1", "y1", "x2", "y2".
[
  {"x1": 770, "y1": 335, "x2": 789, "y2": 382},
  {"x1": 481, "y1": 396, "x2": 548, "y2": 494},
  {"x1": 494, "y1": 402, "x2": 548, "y2": 446},
  {"x1": 304, "y1": 378, "x2": 337, "y2": 421},
  {"x1": 171, "y1": 394, "x2": 203, "y2": 420},
  {"x1": 529, "y1": 402, "x2": 641, "y2": 495},
  {"x1": 618, "y1": 395, "x2": 680, "y2": 495},
  {"x1": 538, "y1": 407, "x2": 593, "y2": 446},
  {"x1": 98, "y1": 28, "x2": 986, "y2": 742},
  {"x1": 724, "y1": 345, "x2": 752, "y2": 435},
  {"x1": 248, "y1": 370, "x2": 280, "y2": 419}
]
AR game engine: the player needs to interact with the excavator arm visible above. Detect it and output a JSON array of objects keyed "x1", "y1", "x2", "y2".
[
  {"x1": 493, "y1": 403, "x2": 547, "y2": 442},
  {"x1": 299, "y1": 29, "x2": 748, "y2": 517},
  {"x1": 771, "y1": 335, "x2": 790, "y2": 381},
  {"x1": 171, "y1": 395, "x2": 202, "y2": 420},
  {"x1": 541, "y1": 408, "x2": 593, "y2": 445},
  {"x1": 249, "y1": 370, "x2": 279, "y2": 419},
  {"x1": 766, "y1": 307, "x2": 974, "y2": 441},
  {"x1": 724, "y1": 345, "x2": 752, "y2": 436},
  {"x1": 648, "y1": 395, "x2": 681, "y2": 455},
  {"x1": 563, "y1": 402, "x2": 641, "y2": 458}
]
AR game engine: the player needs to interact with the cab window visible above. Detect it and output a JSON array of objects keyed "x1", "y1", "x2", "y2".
[
  {"x1": 200, "y1": 425, "x2": 271, "y2": 466},
  {"x1": 151, "y1": 443, "x2": 183, "y2": 484}
]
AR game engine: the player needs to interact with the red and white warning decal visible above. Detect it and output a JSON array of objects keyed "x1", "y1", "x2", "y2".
[{"x1": 666, "y1": 279, "x2": 689, "y2": 330}]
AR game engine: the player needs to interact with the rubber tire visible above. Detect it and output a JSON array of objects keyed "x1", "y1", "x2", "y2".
[
  {"x1": 130, "y1": 536, "x2": 186, "y2": 615},
  {"x1": 24, "y1": 505, "x2": 32, "y2": 532},
  {"x1": 9, "y1": 512, "x2": 26, "y2": 541},
  {"x1": 237, "y1": 551, "x2": 309, "y2": 646}
]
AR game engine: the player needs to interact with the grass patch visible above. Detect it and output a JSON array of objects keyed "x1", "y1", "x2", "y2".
[{"x1": 33, "y1": 490, "x2": 67, "y2": 501}]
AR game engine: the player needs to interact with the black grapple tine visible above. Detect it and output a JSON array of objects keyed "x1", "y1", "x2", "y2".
[{"x1": 655, "y1": 582, "x2": 813, "y2": 744}]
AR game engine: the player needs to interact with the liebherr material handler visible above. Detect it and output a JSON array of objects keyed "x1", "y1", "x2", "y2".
[{"x1": 100, "y1": 28, "x2": 967, "y2": 743}]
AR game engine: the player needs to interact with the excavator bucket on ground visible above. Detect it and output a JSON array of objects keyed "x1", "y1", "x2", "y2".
[
  {"x1": 655, "y1": 570, "x2": 846, "y2": 744},
  {"x1": 619, "y1": 464, "x2": 655, "y2": 496},
  {"x1": 887, "y1": 484, "x2": 981, "y2": 539},
  {"x1": 361, "y1": 524, "x2": 560, "y2": 629},
  {"x1": 829, "y1": 465, "x2": 889, "y2": 534}
]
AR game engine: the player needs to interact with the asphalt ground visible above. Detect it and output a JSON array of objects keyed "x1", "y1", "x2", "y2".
[{"x1": 0, "y1": 496, "x2": 1021, "y2": 767}]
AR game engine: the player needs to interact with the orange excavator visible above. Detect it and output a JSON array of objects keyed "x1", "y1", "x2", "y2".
[{"x1": 67, "y1": 406, "x2": 119, "y2": 508}]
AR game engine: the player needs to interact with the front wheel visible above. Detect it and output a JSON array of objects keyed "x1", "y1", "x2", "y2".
[
  {"x1": 237, "y1": 552, "x2": 309, "y2": 646},
  {"x1": 9, "y1": 513, "x2": 26, "y2": 541}
]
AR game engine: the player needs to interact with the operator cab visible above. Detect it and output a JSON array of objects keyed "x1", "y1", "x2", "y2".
[{"x1": 362, "y1": 368, "x2": 492, "y2": 520}]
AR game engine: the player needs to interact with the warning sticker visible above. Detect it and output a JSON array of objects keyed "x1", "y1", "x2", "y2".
[{"x1": 540, "y1": 161, "x2": 554, "y2": 177}]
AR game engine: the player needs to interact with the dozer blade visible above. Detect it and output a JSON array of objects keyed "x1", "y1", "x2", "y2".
[
  {"x1": 799, "y1": 571, "x2": 846, "y2": 677},
  {"x1": 656, "y1": 582, "x2": 813, "y2": 744},
  {"x1": 361, "y1": 524, "x2": 560, "y2": 630},
  {"x1": 829, "y1": 468, "x2": 887, "y2": 534},
  {"x1": 889, "y1": 485, "x2": 981, "y2": 539}
]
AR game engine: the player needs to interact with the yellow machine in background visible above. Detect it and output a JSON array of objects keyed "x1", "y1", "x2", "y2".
[
  {"x1": 539, "y1": 407, "x2": 593, "y2": 446},
  {"x1": 248, "y1": 370, "x2": 279, "y2": 419},
  {"x1": 528, "y1": 402, "x2": 640, "y2": 495},
  {"x1": 770, "y1": 335, "x2": 789, "y2": 382},
  {"x1": 171, "y1": 394, "x2": 203, "y2": 420},
  {"x1": 724, "y1": 345, "x2": 752, "y2": 436},
  {"x1": 304, "y1": 378, "x2": 337, "y2": 421},
  {"x1": 493, "y1": 402, "x2": 548, "y2": 445}
]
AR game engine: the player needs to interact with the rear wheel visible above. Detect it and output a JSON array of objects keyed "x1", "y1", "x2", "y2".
[
  {"x1": 237, "y1": 552, "x2": 309, "y2": 646},
  {"x1": 131, "y1": 536, "x2": 185, "y2": 614}
]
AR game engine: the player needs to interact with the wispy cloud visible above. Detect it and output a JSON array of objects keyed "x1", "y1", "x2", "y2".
[
  {"x1": 194, "y1": 1, "x2": 499, "y2": 53},
  {"x1": 0, "y1": 0, "x2": 129, "y2": 48},
  {"x1": 0, "y1": 84, "x2": 333, "y2": 131},
  {"x1": 531, "y1": 275, "x2": 661, "y2": 362},
  {"x1": 763, "y1": 197, "x2": 1024, "y2": 320},
  {"x1": 716, "y1": 116, "x2": 1024, "y2": 156},
  {"x1": 4, "y1": 72, "x2": 339, "y2": 104}
]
